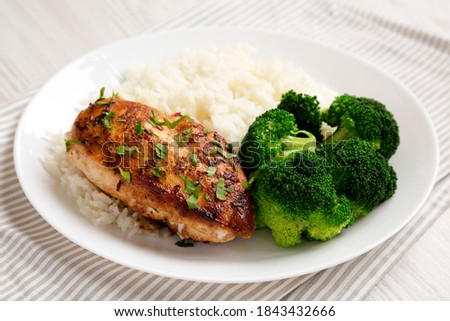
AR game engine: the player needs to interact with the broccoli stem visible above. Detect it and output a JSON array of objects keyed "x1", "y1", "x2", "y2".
[{"x1": 278, "y1": 130, "x2": 316, "y2": 158}]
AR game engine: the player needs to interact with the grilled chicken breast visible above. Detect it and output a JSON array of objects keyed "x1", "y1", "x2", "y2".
[{"x1": 66, "y1": 97, "x2": 255, "y2": 243}]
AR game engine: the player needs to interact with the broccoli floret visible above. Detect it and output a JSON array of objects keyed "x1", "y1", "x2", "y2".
[
  {"x1": 277, "y1": 90, "x2": 323, "y2": 141},
  {"x1": 239, "y1": 108, "x2": 316, "y2": 172},
  {"x1": 252, "y1": 152, "x2": 354, "y2": 247},
  {"x1": 317, "y1": 138, "x2": 397, "y2": 219},
  {"x1": 321, "y1": 94, "x2": 400, "y2": 159}
]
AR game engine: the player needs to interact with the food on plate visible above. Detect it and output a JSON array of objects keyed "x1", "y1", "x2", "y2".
[
  {"x1": 317, "y1": 138, "x2": 397, "y2": 219},
  {"x1": 54, "y1": 44, "x2": 400, "y2": 249},
  {"x1": 251, "y1": 151, "x2": 354, "y2": 248},
  {"x1": 65, "y1": 94, "x2": 255, "y2": 243},
  {"x1": 321, "y1": 94, "x2": 400, "y2": 159},
  {"x1": 239, "y1": 108, "x2": 316, "y2": 171},
  {"x1": 277, "y1": 90, "x2": 323, "y2": 141},
  {"x1": 240, "y1": 90, "x2": 399, "y2": 247}
]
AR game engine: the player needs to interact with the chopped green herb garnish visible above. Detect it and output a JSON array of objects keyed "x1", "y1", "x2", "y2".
[
  {"x1": 186, "y1": 184, "x2": 202, "y2": 209},
  {"x1": 153, "y1": 166, "x2": 167, "y2": 178},
  {"x1": 216, "y1": 178, "x2": 227, "y2": 201},
  {"x1": 103, "y1": 111, "x2": 115, "y2": 130},
  {"x1": 204, "y1": 194, "x2": 211, "y2": 202},
  {"x1": 64, "y1": 139, "x2": 82, "y2": 150},
  {"x1": 224, "y1": 186, "x2": 234, "y2": 193},
  {"x1": 98, "y1": 87, "x2": 105, "y2": 100},
  {"x1": 209, "y1": 147, "x2": 237, "y2": 159},
  {"x1": 242, "y1": 172, "x2": 258, "y2": 190},
  {"x1": 178, "y1": 174, "x2": 202, "y2": 208},
  {"x1": 116, "y1": 145, "x2": 139, "y2": 155},
  {"x1": 187, "y1": 151, "x2": 198, "y2": 166},
  {"x1": 147, "y1": 117, "x2": 158, "y2": 128},
  {"x1": 211, "y1": 139, "x2": 222, "y2": 147},
  {"x1": 112, "y1": 90, "x2": 119, "y2": 98},
  {"x1": 184, "y1": 178, "x2": 198, "y2": 195},
  {"x1": 118, "y1": 167, "x2": 131, "y2": 184},
  {"x1": 151, "y1": 110, "x2": 166, "y2": 126},
  {"x1": 155, "y1": 143, "x2": 168, "y2": 159},
  {"x1": 135, "y1": 121, "x2": 144, "y2": 136},
  {"x1": 204, "y1": 130, "x2": 211, "y2": 135},
  {"x1": 149, "y1": 111, "x2": 191, "y2": 129},
  {"x1": 206, "y1": 166, "x2": 217, "y2": 177},
  {"x1": 175, "y1": 240, "x2": 194, "y2": 247},
  {"x1": 164, "y1": 115, "x2": 191, "y2": 129},
  {"x1": 117, "y1": 119, "x2": 126, "y2": 123}
]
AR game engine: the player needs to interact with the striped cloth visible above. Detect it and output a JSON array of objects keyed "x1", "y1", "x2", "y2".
[{"x1": 2, "y1": 0, "x2": 450, "y2": 300}]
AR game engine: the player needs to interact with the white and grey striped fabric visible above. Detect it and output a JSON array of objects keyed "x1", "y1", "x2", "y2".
[{"x1": 2, "y1": 0, "x2": 450, "y2": 300}]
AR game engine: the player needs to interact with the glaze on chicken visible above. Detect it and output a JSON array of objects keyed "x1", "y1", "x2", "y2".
[{"x1": 66, "y1": 97, "x2": 255, "y2": 243}]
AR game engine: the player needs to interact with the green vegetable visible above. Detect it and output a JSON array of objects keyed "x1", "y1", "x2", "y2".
[
  {"x1": 116, "y1": 145, "x2": 139, "y2": 155},
  {"x1": 102, "y1": 111, "x2": 115, "y2": 130},
  {"x1": 178, "y1": 174, "x2": 202, "y2": 209},
  {"x1": 321, "y1": 94, "x2": 400, "y2": 159},
  {"x1": 239, "y1": 108, "x2": 316, "y2": 172},
  {"x1": 149, "y1": 110, "x2": 191, "y2": 129},
  {"x1": 251, "y1": 152, "x2": 354, "y2": 247},
  {"x1": 216, "y1": 178, "x2": 229, "y2": 201},
  {"x1": 186, "y1": 185, "x2": 202, "y2": 209},
  {"x1": 209, "y1": 147, "x2": 237, "y2": 159},
  {"x1": 277, "y1": 90, "x2": 323, "y2": 141},
  {"x1": 64, "y1": 139, "x2": 82, "y2": 150},
  {"x1": 206, "y1": 166, "x2": 217, "y2": 177},
  {"x1": 187, "y1": 151, "x2": 198, "y2": 166},
  {"x1": 135, "y1": 121, "x2": 144, "y2": 136},
  {"x1": 97, "y1": 87, "x2": 105, "y2": 100},
  {"x1": 153, "y1": 166, "x2": 166, "y2": 178},
  {"x1": 155, "y1": 143, "x2": 168, "y2": 160},
  {"x1": 317, "y1": 138, "x2": 397, "y2": 219},
  {"x1": 175, "y1": 240, "x2": 194, "y2": 247},
  {"x1": 118, "y1": 167, "x2": 131, "y2": 184}
]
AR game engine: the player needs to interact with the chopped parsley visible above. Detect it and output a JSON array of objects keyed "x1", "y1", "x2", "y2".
[
  {"x1": 204, "y1": 194, "x2": 211, "y2": 202},
  {"x1": 187, "y1": 151, "x2": 198, "y2": 166},
  {"x1": 96, "y1": 88, "x2": 119, "y2": 105},
  {"x1": 175, "y1": 240, "x2": 194, "y2": 248},
  {"x1": 209, "y1": 147, "x2": 237, "y2": 159},
  {"x1": 164, "y1": 115, "x2": 191, "y2": 129},
  {"x1": 216, "y1": 178, "x2": 227, "y2": 201},
  {"x1": 102, "y1": 111, "x2": 115, "y2": 130},
  {"x1": 149, "y1": 110, "x2": 191, "y2": 129},
  {"x1": 116, "y1": 145, "x2": 139, "y2": 155},
  {"x1": 216, "y1": 178, "x2": 233, "y2": 201},
  {"x1": 178, "y1": 174, "x2": 202, "y2": 209},
  {"x1": 135, "y1": 121, "x2": 144, "y2": 136},
  {"x1": 97, "y1": 87, "x2": 105, "y2": 100},
  {"x1": 155, "y1": 143, "x2": 168, "y2": 160},
  {"x1": 64, "y1": 139, "x2": 82, "y2": 150},
  {"x1": 186, "y1": 184, "x2": 202, "y2": 209},
  {"x1": 118, "y1": 167, "x2": 131, "y2": 184},
  {"x1": 153, "y1": 166, "x2": 167, "y2": 178},
  {"x1": 150, "y1": 110, "x2": 166, "y2": 126},
  {"x1": 206, "y1": 166, "x2": 217, "y2": 177}
]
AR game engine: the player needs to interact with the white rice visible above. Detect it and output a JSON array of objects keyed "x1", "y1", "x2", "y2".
[
  {"x1": 48, "y1": 43, "x2": 337, "y2": 237},
  {"x1": 117, "y1": 43, "x2": 337, "y2": 143}
]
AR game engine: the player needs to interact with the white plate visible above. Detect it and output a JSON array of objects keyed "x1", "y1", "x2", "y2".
[{"x1": 14, "y1": 28, "x2": 439, "y2": 283}]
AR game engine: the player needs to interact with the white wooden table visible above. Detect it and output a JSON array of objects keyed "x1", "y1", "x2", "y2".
[{"x1": 2, "y1": 0, "x2": 449, "y2": 300}]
